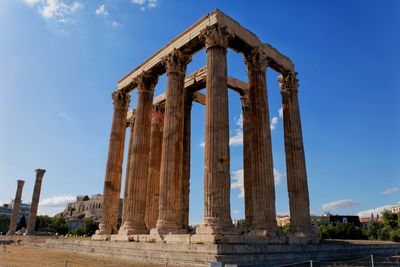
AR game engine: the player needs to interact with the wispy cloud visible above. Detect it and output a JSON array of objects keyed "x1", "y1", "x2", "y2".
[
  {"x1": 358, "y1": 205, "x2": 395, "y2": 218},
  {"x1": 270, "y1": 116, "x2": 278, "y2": 130},
  {"x1": 278, "y1": 107, "x2": 283, "y2": 118},
  {"x1": 230, "y1": 114, "x2": 243, "y2": 146},
  {"x1": 382, "y1": 187, "x2": 399, "y2": 195},
  {"x1": 199, "y1": 141, "x2": 205, "y2": 148},
  {"x1": 95, "y1": 4, "x2": 108, "y2": 16},
  {"x1": 24, "y1": 0, "x2": 84, "y2": 25},
  {"x1": 321, "y1": 199, "x2": 360, "y2": 211},
  {"x1": 58, "y1": 111, "x2": 77, "y2": 124},
  {"x1": 111, "y1": 21, "x2": 121, "y2": 28},
  {"x1": 131, "y1": 0, "x2": 157, "y2": 11},
  {"x1": 231, "y1": 168, "x2": 284, "y2": 198},
  {"x1": 39, "y1": 194, "x2": 75, "y2": 207},
  {"x1": 232, "y1": 209, "x2": 240, "y2": 218}
]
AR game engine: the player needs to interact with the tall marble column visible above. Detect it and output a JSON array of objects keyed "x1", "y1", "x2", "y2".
[
  {"x1": 279, "y1": 72, "x2": 314, "y2": 240},
  {"x1": 153, "y1": 49, "x2": 191, "y2": 234},
  {"x1": 122, "y1": 116, "x2": 135, "y2": 223},
  {"x1": 95, "y1": 91, "x2": 130, "y2": 237},
  {"x1": 240, "y1": 92, "x2": 254, "y2": 226},
  {"x1": 119, "y1": 71, "x2": 158, "y2": 235},
  {"x1": 197, "y1": 25, "x2": 234, "y2": 235},
  {"x1": 245, "y1": 48, "x2": 278, "y2": 235},
  {"x1": 145, "y1": 106, "x2": 164, "y2": 229},
  {"x1": 26, "y1": 169, "x2": 46, "y2": 235},
  {"x1": 181, "y1": 91, "x2": 193, "y2": 230},
  {"x1": 7, "y1": 180, "x2": 25, "y2": 235}
]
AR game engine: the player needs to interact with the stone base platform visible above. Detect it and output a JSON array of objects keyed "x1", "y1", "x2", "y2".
[{"x1": 2, "y1": 236, "x2": 400, "y2": 267}]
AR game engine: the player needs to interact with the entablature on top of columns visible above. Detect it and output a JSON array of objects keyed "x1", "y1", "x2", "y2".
[{"x1": 117, "y1": 9, "x2": 294, "y2": 92}]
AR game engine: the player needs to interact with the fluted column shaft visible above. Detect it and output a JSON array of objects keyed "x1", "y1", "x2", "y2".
[
  {"x1": 120, "y1": 71, "x2": 157, "y2": 235},
  {"x1": 145, "y1": 106, "x2": 164, "y2": 229},
  {"x1": 240, "y1": 93, "x2": 253, "y2": 226},
  {"x1": 96, "y1": 91, "x2": 130, "y2": 236},
  {"x1": 122, "y1": 117, "x2": 135, "y2": 223},
  {"x1": 279, "y1": 72, "x2": 313, "y2": 237},
  {"x1": 154, "y1": 49, "x2": 191, "y2": 234},
  {"x1": 7, "y1": 180, "x2": 25, "y2": 235},
  {"x1": 245, "y1": 48, "x2": 278, "y2": 234},
  {"x1": 26, "y1": 169, "x2": 46, "y2": 235},
  {"x1": 200, "y1": 25, "x2": 233, "y2": 233},
  {"x1": 181, "y1": 91, "x2": 193, "y2": 229}
]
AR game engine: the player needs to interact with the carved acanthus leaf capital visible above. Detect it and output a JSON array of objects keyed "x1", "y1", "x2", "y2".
[
  {"x1": 134, "y1": 70, "x2": 159, "y2": 94},
  {"x1": 126, "y1": 116, "x2": 135, "y2": 128},
  {"x1": 112, "y1": 90, "x2": 131, "y2": 109},
  {"x1": 200, "y1": 25, "x2": 234, "y2": 49},
  {"x1": 278, "y1": 72, "x2": 299, "y2": 95},
  {"x1": 151, "y1": 106, "x2": 164, "y2": 125},
  {"x1": 162, "y1": 49, "x2": 191, "y2": 75},
  {"x1": 245, "y1": 47, "x2": 269, "y2": 73}
]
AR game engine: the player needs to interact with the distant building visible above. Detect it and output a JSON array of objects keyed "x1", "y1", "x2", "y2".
[
  {"x1": 56, "y1": 194, "x2": 123, "y2": 230},
  {"x1": 391, "y1": 205, "x2": 400, "y2": 214},
  {"x1": 277, "y1": 215, "x2": 290, "y2": 227},
  {"x1": 0, "y1": 202, "x2": 30, "y2": 222},
  {"x1": 329, "y1": 215, "x2": 360, "y2": 226},
  {"x1": 311, "y1": 214, "x2": 330, "y2": 225}
]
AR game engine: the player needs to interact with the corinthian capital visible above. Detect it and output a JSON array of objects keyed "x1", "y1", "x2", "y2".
[
  {"x1": 162, "y1": 49, "x2": 191, "y2": 75},
  {"x1": 245, "y1": 47, "x2": 269, "y2": 73},
  {"x1": 112, "y1": 90, "x2": 131, "y2": 109},
  {"x1": 200, "y1": 25, "x2": 234, "y2": 49},
  {"x1": 278, "y1": 72, "x2": 298, "y2": 95},
  {"x1": 134, "y1": 70, "x2": 159, "y2": 94}
]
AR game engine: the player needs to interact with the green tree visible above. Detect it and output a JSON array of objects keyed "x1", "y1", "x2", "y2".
[
  {"x1": 84, "y1": 218, "x2": 98, "y2": 236},
  {"x1": 363, "y1": 221, "x2": 383, "y2": 240},
  {"x1": 49, "y1": 217, "x2": 68, "y2": 235},
  {"x1": 0, "y1": 215, "x2": 10, "y2": 234},
  {"x1": 381, "y1": 211, "x2": 398, "y2": 229}
]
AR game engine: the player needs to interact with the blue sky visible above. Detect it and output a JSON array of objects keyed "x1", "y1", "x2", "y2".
[{"x1": 0, "y1": 0, "x2": 399, "y2": 223}]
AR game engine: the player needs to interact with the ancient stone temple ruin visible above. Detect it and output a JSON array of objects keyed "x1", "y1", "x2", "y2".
[{"x1": 93, "y1": 9, "x2": 316, "y2": 245}]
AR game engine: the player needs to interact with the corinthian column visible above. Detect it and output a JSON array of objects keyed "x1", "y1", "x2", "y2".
[
  {"x1": 122, "y1": 116, "x2": 135, "y2": 223},
  {"x1": 240, "y1": 92, "x2": 253, "y2": 226},
  {"x1": 245, "y1": 48, "x2": 278, "y2": 236},
  {"x1": 279, "y1": 72, "x2": 315, "y2": 242},
  {"x1": 152, "y1": 49, "x2": 191, "y2": 235},
  {"x1": 26, "y1": 169, "x2": 46, "y2": 235},
  {"x1": 196, "y1": 25, "x2": 234, "y2": 236},
  {"x1": 7, "y1": 180, "x2": 25, "y2": 235},
  {"x1": 119, "y1": 71, "x2": 158, "y2": 235},
  {"x1": 94, "y1": 91, "x2": 130, "y2": 238},
  {"x1": 181, "y1": 91, "x2": 193, "y2": 230},
  {"x1": 145, "y1": 106, "x2": 164, "y2": 229}
]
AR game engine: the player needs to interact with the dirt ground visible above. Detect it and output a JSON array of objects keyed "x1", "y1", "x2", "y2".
[{"x1": 0, "y1": 244, "x2": 164, "y2": 267}]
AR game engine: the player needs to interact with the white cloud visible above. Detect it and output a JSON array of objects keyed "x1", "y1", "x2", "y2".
[
  {"x1": 39, "y1": 194, "x2": 75, "y2": 207},
  {"x1": 278, "y1": 106, "x2": 283, "y2": 118},
  {"x1": 321, "y1": 199, "x2": 360, "y2": 211},
  {"x1": 358, "y1": 205, "x2": 395, "y2": 218},
  {"x1": 131, "y1": 0, "x2": 157, "y2": 11},
  {"x1": 231, "y1": 168, "x2": 283, "y2": 199},
  {"x1": 270, "y1": 116, "x2": 278, "y2": 130},
  {"x1": 383, "y1": 187, "x2": 399, "y2": 195},
  {"x1": 111, "y1": 21, "x2": 121, "y2": 28},
  {"x1": 58, "y1": 111, "x2": 77, "y2": 124},
  {"x1": 229, "y1": 130, "x2": 243, "y2": 146},
  {"x1": 274, "y1": 168, "x2": 284, "y2": 185},
  {"x1": 199, "y1": 141, "x2": 205, "y2": 148},
  {"x1": 232, "y1": 209, "x2": 240, "y2": 218},
  {"x1": 24, "y1": 0, "x2": 83, "y2": 24},
  {"x1": 231, "y1": 169, "x2": 244, "y2": 198},
  {"x1": 95, "y1": 4, "x2": 108, "y2": 16}
]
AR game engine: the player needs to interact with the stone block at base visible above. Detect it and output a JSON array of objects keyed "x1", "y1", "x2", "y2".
[
  {"x1": 164, "y1": 234, "x2": 191, "y2": 244},
  {"x1": 191, "y1": 234, "x2": 243, "y2": 244},
  {"x1": 110, "y1": 234, "x2": 129, "y2": 242},
  {"x1": 244, "y1": 234, "x2": 287, "y2": 244},
  {"x1": 91, "y1": 234, "x2": 110, "y2": 241}
]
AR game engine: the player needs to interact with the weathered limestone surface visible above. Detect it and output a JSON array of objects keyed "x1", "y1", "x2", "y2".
[
  {"x1": 122, "y1": 116, "x2": 135, "y2": 223},
  {"x1": 240, "y1": 93, "x2": 253, "y2": 226},
  {"x1": 153, "y1": 49, "x2": 191, "y2": 234},
  {"x1": 7, "y1": 180, "x2": 25, "y2": 235},
  {"x1": 145, "y1": 106, "x2": 164, "y2": 229},
  {"x1": 181, "y1": 91, "x2": 193, "y2": 230},
  {"x1": 26, "y1": 169, "x2": 46, "y2": 235},
  {"x1": 120, "y1": 71, "x2": 158, "y2": 235},
  {"x1": 196, "y1": 25, "x2": 235, "y2": 237},
  {"x1": 279, "y1": 72, "x2": 316, "y2": 242},
  {"x1": 245, "y1": 48, "x2": 278, "y2": 236},
  {"x1": 95, "y1": 91, "x2": 130, "y2": 237}
]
